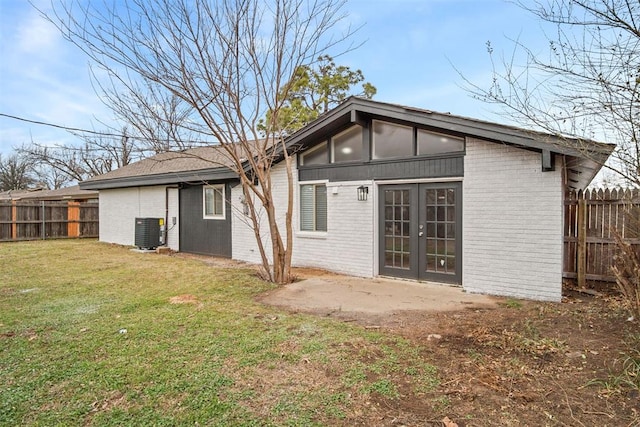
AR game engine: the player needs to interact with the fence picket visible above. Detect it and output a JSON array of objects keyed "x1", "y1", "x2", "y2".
[
  {"x1": 564, "y1": 188, "x2": 640, "y2": 285},
  {"x1": 0, "y1": 201, "x2": 98, "y2": 242}
]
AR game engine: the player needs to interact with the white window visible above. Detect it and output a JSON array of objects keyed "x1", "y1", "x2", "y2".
[
  {"x1": 203, "y1": 185, "x2": 225, "y2": 219},
  {"x1": 300, "y1": 184, "x2": 327, "y2": 232}
]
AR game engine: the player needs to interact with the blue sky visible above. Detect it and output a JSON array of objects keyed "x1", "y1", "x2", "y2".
[{"x1": 0, "y1": 0, "x2": 549, "y2": 156}]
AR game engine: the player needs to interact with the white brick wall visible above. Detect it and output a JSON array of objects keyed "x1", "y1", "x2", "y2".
[
  {"x1": 231, "y1": 158, "x2": 375, "y2": 277},
  {"x1": 293, "y1": 181, "x2": 374, "y2": 277},
  {"x1": 99, "y1": 186, "x2": 173, "y2": 247},
  {"x1": 231, "y1": 182, "x2": 272, "y2": 265},
  {"x1": 462, "y1": 138, "x2": 564, "y2": 301}
]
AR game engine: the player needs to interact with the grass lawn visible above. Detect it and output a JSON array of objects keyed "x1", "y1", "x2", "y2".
[{"x1": 0, "y1": 240, "x2": 441, "y2": 426}]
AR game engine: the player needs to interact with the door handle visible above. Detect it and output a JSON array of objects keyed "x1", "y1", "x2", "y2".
[{"x1": 418, "y1": 231, "x2": 424, "y2": 237}]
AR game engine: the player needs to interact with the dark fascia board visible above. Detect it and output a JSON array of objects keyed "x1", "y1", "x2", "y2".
[
  {"x1": 79, "y1": 168, "x2": 238, "y2": 190},
  {"x1": 284, "y1": 97, "x2": 616, "y2": 162},
  {"x1": 284, "y1": 101, "x2": 355, "y2": 149}
]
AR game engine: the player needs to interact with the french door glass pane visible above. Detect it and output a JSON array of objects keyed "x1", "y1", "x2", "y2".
[
  {"x1": 424, "y1": 188, "x2": 456, "y2": 275},
  {"x1": 384, "y1": 189, "x2": 410, "y2": 269}
]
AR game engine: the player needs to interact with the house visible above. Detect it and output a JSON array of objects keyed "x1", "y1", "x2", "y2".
[
  {"x1": 79, "y1": 98, "x2": 614, "y2": 301},
  {"x1": 0, "y1": 185, "x2": 99, "y2": 202}
]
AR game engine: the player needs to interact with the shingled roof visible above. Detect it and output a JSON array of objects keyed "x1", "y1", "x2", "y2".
[
  {"x1": 80, "y1": 144, "x2": 259, "y2": 190},
  {"x1": 0, "y1": 185, "x2": 98, "y2": 201}
]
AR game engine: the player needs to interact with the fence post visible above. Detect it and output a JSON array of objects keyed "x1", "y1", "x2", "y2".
[
  {"x1": 577, "y1": 197, "x2": 587, "y2": 287},
  {"x1": 11, "y1": 200, "x2": 17, "y2": 240},
  {"x1": 41, "y1": 201, "x2": 45, "y2": 240}
]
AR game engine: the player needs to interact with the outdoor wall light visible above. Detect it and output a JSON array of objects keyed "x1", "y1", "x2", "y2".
[
  {"x1": 239, "y1": 196, "x2": 250, "y2": 216},
  {"x1": 357, "y1": 185, "x2": 369, "y2": 201}
]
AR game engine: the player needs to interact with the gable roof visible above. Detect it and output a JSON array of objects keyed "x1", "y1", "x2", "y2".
[{"x1": 80, "y1": 97, "x2": 615, "y2": 190}]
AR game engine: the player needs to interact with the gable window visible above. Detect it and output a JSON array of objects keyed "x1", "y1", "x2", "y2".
[
  {"x1": 332, "y1": 125, "x2": 362, "y2": 163},
  {"x1": 300, "y1": 142, "x2": 328, "y2": 166},
  {"x1": 372, "y1": 120, "x2": 413, "y2": 159},
  {"x1": 203, "y1": 185, "x2": 225, "y2": 219},
  {"x1": 418, "y1": 130, "x2": 464, "y2": 155},
  {"x1": 300, "y1": 183, "x2": 327, "y2": 232}
]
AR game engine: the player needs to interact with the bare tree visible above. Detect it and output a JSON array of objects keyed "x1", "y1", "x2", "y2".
[
  {"x1": 32, "y1": 163, "x2": 73, "y2": 190},
  {"x1": 0, "y1": 153, "x2": 35, "y2": 191},
  {"x1": 94, "y1": 74, "x2": 201, "y2": 152},
  {"x1": 42, "y1": 0, "x2": 355, "y2": 283},
  {"x1": 20, "y1": 129, "x2": 136, "y2": 183},
  {"x1": 460, "y1": 0, "x2": 639, "y2": 187}
]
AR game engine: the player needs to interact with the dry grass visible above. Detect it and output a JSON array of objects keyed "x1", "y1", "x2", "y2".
[
  {"x1": 0, "y1": 240, "x2": 441, "y2": 426},
  {"x1": 1, "y1": 240, "x2": 637, "y2": 426}
]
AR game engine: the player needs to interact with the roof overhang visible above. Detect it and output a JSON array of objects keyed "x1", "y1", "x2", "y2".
[
  {"x1": 79, "y1": 168, "x2": 238, "y2": 190},
  {"x1": 564, "y1": 156, "x2": 605, "y2": 190}
]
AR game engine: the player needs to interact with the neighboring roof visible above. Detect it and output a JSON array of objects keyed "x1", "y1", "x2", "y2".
[
  {"x1": 0, "y1": 185, "x2": 98, "y2": 201},
  {"x1": 0, "y1": 189, "x2": 35, "y2": 200},
  {"x1": 19, "y1": 185, "x2": 98, "y2": 201},
  {"x1": 80, "y1": 97, "x2": 615, "y2": 190}
]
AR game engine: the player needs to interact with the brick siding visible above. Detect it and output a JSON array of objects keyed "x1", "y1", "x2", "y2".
[{"x1": 462, "y1": 138, "x2": 563, "y2": 301}]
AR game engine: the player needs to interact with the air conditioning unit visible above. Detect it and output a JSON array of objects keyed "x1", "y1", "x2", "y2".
[{"x1": 134, "y1": 217, "x2": 161, "y2": 250}]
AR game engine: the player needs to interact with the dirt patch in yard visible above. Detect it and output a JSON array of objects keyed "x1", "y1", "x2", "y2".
[
  {"x1": 366, "y1": 294, "x2": 639, "y2": 426},
  {"x1": 169, "y1": 294, "x2": 202, "y2": 306},
  {"x1": 258, "y1": 272, "x2": 639, "y2": 426}
]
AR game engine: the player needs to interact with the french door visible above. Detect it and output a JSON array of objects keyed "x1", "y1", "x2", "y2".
[{"x1": 379, "y1": 182, "x2": 462, "y2": 284}]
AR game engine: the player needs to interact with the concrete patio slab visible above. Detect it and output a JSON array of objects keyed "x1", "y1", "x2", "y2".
[{"x1": 259, "y1": 274, "x2": 501, "y2": 315}]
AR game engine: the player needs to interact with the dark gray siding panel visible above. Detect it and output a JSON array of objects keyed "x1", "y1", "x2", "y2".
[
  {"x1": 179, "y1": 184, "x2": 232, "y2": 257},
  {"x1": 298, "y1": 156, "x2": 463, "y2": 182}
]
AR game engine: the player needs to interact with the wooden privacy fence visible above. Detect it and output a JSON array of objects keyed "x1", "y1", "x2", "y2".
[
  {"x1": 564, "y1": 188, "x2": 639, "y2": 285},
  {"x1": 0, "y1": 201, "x2": 99, "y2": 242}
]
